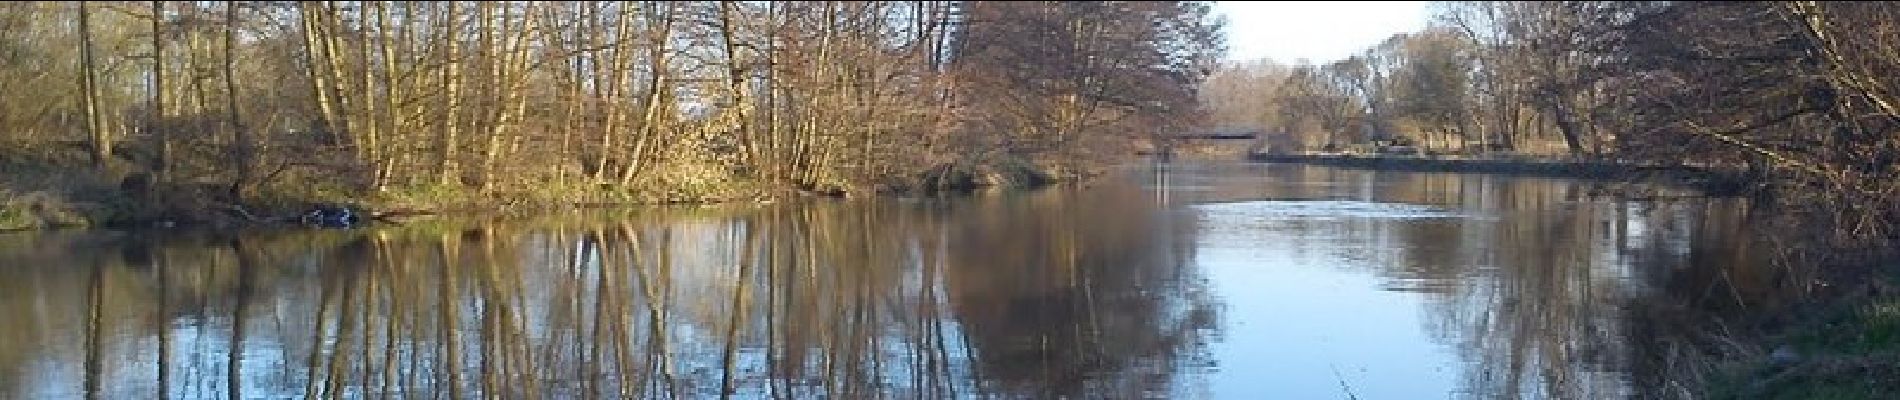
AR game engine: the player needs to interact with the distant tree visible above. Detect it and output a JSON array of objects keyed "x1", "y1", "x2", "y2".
[{"x1": 955, "y1": 1, "x2": 1224, "y2": 174}]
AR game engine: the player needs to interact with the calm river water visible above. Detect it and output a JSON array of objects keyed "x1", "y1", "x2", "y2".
[{"x1": 0, "y1": 163, "x2": 1774, "y2": 399}]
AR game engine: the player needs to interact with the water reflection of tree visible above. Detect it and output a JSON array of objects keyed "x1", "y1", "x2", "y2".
[
  {"x1": 941, "y1": 186, "x2": 1214, "y2": 399},
  {"x1": 1188, "y1": 163, "x2": 1777, "y2": 399},
  {"x1": 1444, "y1": 186, "x2": 1638, "y2": 399},
  {"x1": 1323, "y1": 167, "x2": 1780, "y2": 399},
  {"x1": 0, "y1": 185, "x2": 1217, "y2": 399}
]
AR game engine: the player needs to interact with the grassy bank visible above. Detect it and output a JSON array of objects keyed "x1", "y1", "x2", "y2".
[
  {"x1": 1704, "y1": 270, "x2": 1900, "y2": 400},
  {"x1": 0, "y1": 146, "x2": 134, "y2": 230}
]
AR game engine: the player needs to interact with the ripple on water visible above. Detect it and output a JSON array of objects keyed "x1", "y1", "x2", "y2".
[{"x1": 1188, "y1": 200, "x2": 1473, "y2": 220}]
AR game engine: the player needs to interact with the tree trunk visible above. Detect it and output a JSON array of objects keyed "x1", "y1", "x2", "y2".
[
  {"x1": 717, "y1": 1, "x2": 755, "y2": 169},
  {"x1": 1544, "y1": 91, "x2": 1587, "y2": 157},
  {"x1": 438, "y1": 1, "x2": 462, "y2": 186},
  {"x1": 78, "y1": 3, "x2": 108, "y2": 169},
  {"x1": 356, "y1": 1, "x2": 380, "y2": 190},
  {"x1": 226, "y1": 1, "x2": 252, "y2": 200},
  {"x1": 317, "y1": 2, "x2": 354, "y2": 149},
  {"x1": 300, "y1": 2, "x2": 342, "y2": 146},
  {"x1": 375, "y1": 0, "x2": 403, "y2": 191},
  {"x1": 151, "y1": 1, "x2": 170, "y2": 184},
  {"x1": 593, "y1": 4, "x2": 636, "y2": 183},
  {"x1": 619, "y1": 2, "x2": 675, "y2": 185},
  {"x1": 477, "y1": 1, "x2": 499, "y2": 190},
  {"x1": 482, "y1": 3, "x2": 537, "y2": 191}
]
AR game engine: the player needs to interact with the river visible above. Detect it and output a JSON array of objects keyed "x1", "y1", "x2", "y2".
[{"x1": 0, "y1": 162, "x2": 1776, "y2": 399}]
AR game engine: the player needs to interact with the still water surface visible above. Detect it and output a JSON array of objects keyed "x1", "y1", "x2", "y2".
[{"x1": 0, "y1": 163, "x2": 1767, "y2": 399}]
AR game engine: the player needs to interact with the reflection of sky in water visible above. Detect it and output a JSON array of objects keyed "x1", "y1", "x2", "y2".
[{"x1": 1192, "y1": 200, "x2": 1467, "y2": 399}]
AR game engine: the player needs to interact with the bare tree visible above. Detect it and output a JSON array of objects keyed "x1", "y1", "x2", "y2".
[{"x1": 77, "y1": 2, "x2": 107, "y2": 168}]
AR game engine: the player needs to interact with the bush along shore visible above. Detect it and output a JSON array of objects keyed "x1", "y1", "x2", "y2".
[
  {"x1": 0, "y1": 151, "x2": 1073, "y2": 232},
  {"x1": 1706, "y1": 288, "x2": 1900, "y2": 399}
]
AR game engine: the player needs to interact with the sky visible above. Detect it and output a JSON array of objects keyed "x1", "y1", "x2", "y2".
[{"x1": 1214, "y1": 1, "x2": 1432, "y2": 65}]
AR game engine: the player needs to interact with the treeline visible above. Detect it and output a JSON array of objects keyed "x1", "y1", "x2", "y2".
[
  {"x1": 0, "y1": 1, "x2": 1221, "y2": 210},
  {"x1": 1207, "y1": 1, "x2": 1898, "y2": 267}
]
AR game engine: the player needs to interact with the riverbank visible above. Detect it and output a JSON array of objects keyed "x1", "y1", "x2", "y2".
[
  {"x1": 0, "y1": 150, "x2": 1072, "y2": 232},
  {"x1": 1700, "y1": 266, "x2": 1900, "y2": 399}
]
